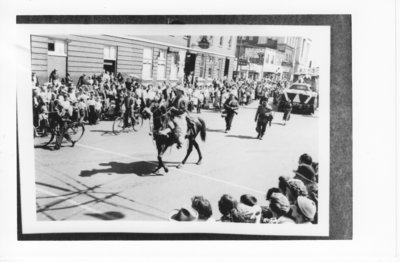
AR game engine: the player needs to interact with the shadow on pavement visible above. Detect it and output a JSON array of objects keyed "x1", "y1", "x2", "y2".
[
  {"x1": 90, "y1": 130, "x2": 115, "y2": 136},
  {"x1": 225, "y1": 135, "x2": 258, "y2": 140},
  {"x1": 206, "y1": 128, "x2": 226, "y2": 133},
  {"x1": 79, "y1": 161, "x2": 162, "y2": 177},
  {"x1": 272, "y1": 122, "x2": 285, "y2": 126},
  {"x1": 85, "y1": 211, "x2": 125, "y2": 220}
]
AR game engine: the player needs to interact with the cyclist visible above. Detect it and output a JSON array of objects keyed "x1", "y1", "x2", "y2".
[
  {"x1": 122, "y1": 90, "x2": 136, "y2": 128},
  {"x1": 52, "y1": 98, "x2": 75, "y2": 150}
]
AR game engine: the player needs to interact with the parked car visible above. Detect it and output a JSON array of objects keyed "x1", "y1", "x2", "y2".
[{"x1": 277, "y1": 83, "x2": 318, "y2": 114}]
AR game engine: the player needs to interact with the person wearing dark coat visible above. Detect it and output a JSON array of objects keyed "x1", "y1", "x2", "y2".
[
  {"x1": 255, "y1": 100, "x2": 273, "y2": 139},
  {"x1": 223, "y1": 93, "x2": 239, "y2": 133},
  {"x1": 49, "y1": 69, "x2": 59, "y2": 84}
]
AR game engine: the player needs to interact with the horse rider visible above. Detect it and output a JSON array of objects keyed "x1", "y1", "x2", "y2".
[{"x1": 159, "y1": 84, "x2": 192, "y2": 149}]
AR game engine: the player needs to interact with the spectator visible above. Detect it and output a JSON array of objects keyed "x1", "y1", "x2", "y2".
[
  {"x1": 285, "y1": 178, "x2": 308, "y2": 204},
  {"x1": 291, "y1": 196, "x2": 317, "y2": 224},
  {"x1": 49, "y1": 69, "x2": 59, "y2": 85},
  {"x1": 268, "y1": 193, "x2": 296, "y2": 224},
  {"x1": 169, "y1": 207, "x2": 198, "y2": 222},
  {"x1": 32, "y1": 72, "x2": 39, "y2": 87},
  {"x1": 299, "y1": 153, "x2": 313, "y2": 165},
  {"x1": 237, "y1": 194, "x2": 262, "y2": 223},
  {"x1": 191, "y1": 196, "x2": 213, "y2": 221}
]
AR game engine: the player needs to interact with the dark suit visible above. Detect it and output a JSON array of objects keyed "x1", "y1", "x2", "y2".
[{"x1": 223, "y1": 98, "x2": 238, "y2": 131}]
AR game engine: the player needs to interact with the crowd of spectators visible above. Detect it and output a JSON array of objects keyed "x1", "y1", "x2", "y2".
[
  {"x1": 169, "y1": 153, "x2": 318, "y2": 224},
  {"x1": 32, "y1": 69, "x2": 287, "y2": 130}
]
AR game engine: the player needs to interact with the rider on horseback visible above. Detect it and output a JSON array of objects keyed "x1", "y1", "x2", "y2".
[{"x1": 159, "y1": 84, "x2": 194, "y2": 149}]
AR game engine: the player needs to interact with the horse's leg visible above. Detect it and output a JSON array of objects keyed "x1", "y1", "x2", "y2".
[
  {"x1": 192, "y1": 139, "x2": 202, "y2": 165},
  {"x1": 153, "y1": 142, "x2": 162, "y2": 173},
  {"x1": 178, "y1": 139, "x2": 193, "y2": 169},
  {"x1": 159, "y1": 145, "x2": 169, "y2": 173}
]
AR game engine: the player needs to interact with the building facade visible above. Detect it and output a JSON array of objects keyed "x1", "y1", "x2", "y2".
[
  {"x1": 30, "y1": 35, "x2": 237, "y2": 85},
  {"x1": 236, "y1": 36, "x2": 283, "y2": 81},
  {"x1": 277, "y1": 36, "x2": 312, "y2": 79}
]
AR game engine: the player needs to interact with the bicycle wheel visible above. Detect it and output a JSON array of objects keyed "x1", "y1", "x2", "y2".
[
  {"x1": 112, "y1": 117, "x2": 125, "y2": 135},
  {"x1": 33, "y1": 126, "x2": 55, "y2": 148},
  {"x1": 132, "y1": 114, "x2": 143, "y2": 131},
  {"x1": 66, "y1": 122, "x2": 85, "y2": 143}
]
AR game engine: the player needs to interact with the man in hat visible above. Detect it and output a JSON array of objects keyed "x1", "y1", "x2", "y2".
[
  {"x1": 223, "y1": 93, "x2": 239, "y2": 133},
  {"x1": 159, "y1": 84, "x2": 189, "y2": 149}
]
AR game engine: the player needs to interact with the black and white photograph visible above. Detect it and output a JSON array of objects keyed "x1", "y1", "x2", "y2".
[
  {"x1": 18, "y1": 24, "x2": 330, "y2": 236},
  {"x1": 1, "y1": 0, "x2": 398, "y2": 260}
]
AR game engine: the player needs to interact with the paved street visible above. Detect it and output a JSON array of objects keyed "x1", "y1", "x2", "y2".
[{"x1": 35, "y1": 101, "x2": 318, "y2": 221}]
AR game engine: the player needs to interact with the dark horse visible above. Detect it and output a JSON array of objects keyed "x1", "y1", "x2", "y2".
[{"x1": 150, "y1": 104, "x2": 206, "y2": 173}]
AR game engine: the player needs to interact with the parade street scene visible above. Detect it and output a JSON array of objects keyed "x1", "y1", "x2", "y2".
[{"x1": 32, "y1": 35, "x2": 320, "y2": 225}]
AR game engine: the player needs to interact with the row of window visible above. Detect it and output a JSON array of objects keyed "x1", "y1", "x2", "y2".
[
  {"x1": 204, "y1": 36, "x2": 233, "y2": 49},
  {"x1": 198, "y1": 55, "x2": 224, "y2": 79},
  {"x1": 46, "y1": 40, "x2": 225, "y2": 80}
]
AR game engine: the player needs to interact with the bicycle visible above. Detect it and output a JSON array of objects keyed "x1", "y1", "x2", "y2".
[
  {"x1": 112, "y1": 109, "x2": 143, "y2": 135},
  {"x1": 33, "y1": 115, "x2": 85, "y2": 148}
]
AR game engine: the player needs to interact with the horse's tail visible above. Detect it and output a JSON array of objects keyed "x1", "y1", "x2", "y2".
[{"x1": 198, "y1": 117, "x2": 206, "y2": 142}]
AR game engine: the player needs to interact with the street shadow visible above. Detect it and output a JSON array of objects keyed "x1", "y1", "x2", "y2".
[
  {"x1": 301, "y1": 114, "x2": 318, "y2": 118},
  {"x1": 36, "y1": 175, "x2": 168, "y2": 220},
  {"x1": 90, "y1": 130, "x2": 115, "y2": 136},
  {"x1": 79, "y1": 161, "x2": 162, "y2": 177},
  {"x1": 225, "y1": 135, "x2": 258, "y2": 140},
  {"x1": 272, "y1": 122, "x2": 285, "y2": 126},
  {"x1": 34, "y1": 143, "x2": 72, "y2": 150},
  {"x1": 206, "y1": 128, "x2": 226, "y2": 133},
  {"x1": 84, "y1": 211, "x2": 125, "y2": 220}
]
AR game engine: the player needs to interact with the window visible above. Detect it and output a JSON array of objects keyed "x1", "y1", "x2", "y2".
[
  {"x1": 199, "y1": 55, "x2": 206, "y2": 78},
  {"x1": 207, "y1": 57, "x2": 214, "y2": 78},
  {"x1": 48, "y1": 43, "x2": 55, "y2": 51},
  {"x1": 157, "y1": 50, "x2": 166, "y2": 79},
  {"x1": 219, "y1": 36, "x2": 224, "y2": 46},
  {"x1": 208, "y1": 36, "x2": 214, "y2": 45},
  {"x1": 266, "y1": 54, "x2": 270, "y2": 64},
  {"x1": 48, "y1": 40, "x2": 66, "y2": 56},
  {"x1": 301, "y1": 39, "x2": 306, "y2": 59},
  {"x1": 270, "y1": 55, "x2": 274, "y2": 64},
  {"x1": 169, "y1": 53, "x2": 178, "y2": 80},
  {"x1": 104, "y1": 46, "x2": 117, "y2": 60},
  {"x1": 215, "y1": 58, "x2": 223, "y2": 79},
  {"x1": 228, "y1": 36, "x2": 232, "y2": 48},
  {"x1": 142, "y1": 47, "x2": 153, "y2": 79}
]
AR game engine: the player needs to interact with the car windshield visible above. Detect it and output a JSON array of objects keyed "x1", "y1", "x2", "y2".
[{"x1": 290, "y1": 85, "x2": 310, "y2": 91}]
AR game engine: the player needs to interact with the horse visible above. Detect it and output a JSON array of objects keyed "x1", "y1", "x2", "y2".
[{"x1": 150, "y1": 104, "x2": 206, "y2": 173}]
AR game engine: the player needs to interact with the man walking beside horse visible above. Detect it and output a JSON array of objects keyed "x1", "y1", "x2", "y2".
[{"x1": 150, "y1": 83, "x2": 206, "y2": 173}]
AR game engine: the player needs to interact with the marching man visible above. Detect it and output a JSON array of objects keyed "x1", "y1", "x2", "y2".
[
  {"x1": 223, "y1": 93, "x2": 239, "y2": 133},
  {"x1": 255, "y1": 100, "x2": 273, "y2": 140}
]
